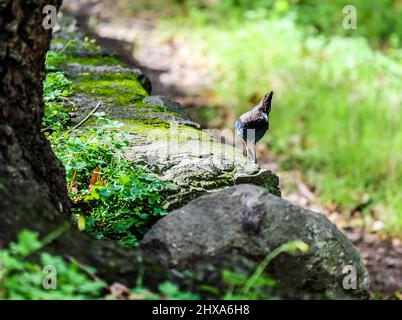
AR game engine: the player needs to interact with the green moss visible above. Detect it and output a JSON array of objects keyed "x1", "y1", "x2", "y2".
[
  {"x1": 133, "y1": 102, "x2": 166, "y2": 112},
  {"x1": 120, "y1": 119, "x2": 171, "y2": 133},
  {"x1": 120, "y1": 119, "x2": 209, "y2": 141},
  {"x1": 47, "y1": 54, "x2": 123, "y2": 68},
  {"x1": 71, "y1": 72, "x2": 137, "y2": 82},
  {"x1": 72, "y1": 78, "x2": 147, "y2": 106},
  {"x1": 199, "y1": 172, "x2": 235, "y2": 188}
]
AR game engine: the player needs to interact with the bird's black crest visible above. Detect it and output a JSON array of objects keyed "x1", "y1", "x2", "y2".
[{"x1": 261, "y1": 91, "x2": 273, "y2": 114}]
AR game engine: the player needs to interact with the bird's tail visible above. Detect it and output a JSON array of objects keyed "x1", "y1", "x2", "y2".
[{"x1": 261, "y1": 91, "x2": 273, "y2": 114}]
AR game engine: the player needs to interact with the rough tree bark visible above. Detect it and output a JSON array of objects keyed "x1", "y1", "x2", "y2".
[
  {"x1": 0, "y1": 0, "x2": 69, "y2": 216},
  {"x1": 0, "y1": 0, "x2": 166, "y2": 286}
]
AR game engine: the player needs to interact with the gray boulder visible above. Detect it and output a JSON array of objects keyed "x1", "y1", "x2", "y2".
[{"x1": 141, "y1": 184, "x2": 370, "y2": 299}]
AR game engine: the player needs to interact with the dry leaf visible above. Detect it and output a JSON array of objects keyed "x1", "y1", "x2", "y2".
[{"x1": 88, "y1": 167, "x2": 100, "y2": 192}]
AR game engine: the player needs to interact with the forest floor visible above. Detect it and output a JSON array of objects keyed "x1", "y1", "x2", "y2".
[{"x1": 62, "y1": 1, "x2": 401, "y2": 298}]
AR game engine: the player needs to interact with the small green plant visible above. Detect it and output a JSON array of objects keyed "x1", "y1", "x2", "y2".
[
  {"x1": 42, "y1": 101, "x2": 71, "y2": 133},
  {"x1": 84, "y1": 166, "x2": 168, "y2": 247},
  {"x1": 49, "y1": 115, "x2": 126, "y2": 190},
  {"x1": 42, "y1": 53, "x2": 73, "y2": 133},
  {"x1": 49, "y1": 115, "x2": 169, "y2": 247},
  {"x1": 157, "y1": 281, "x2": 199, "y2": 300},
  {"x1": 0, "y1": 230, "x2": 199, "y2": 300},
  {"x1": 45, "y1": 50, "x2": 60, "y2": 71},
  {"x1": 129, "y1": 282, "x2": 200, "y2": 300},
  {"x1": 221, "y1": 240, "x2": 309, "y2": 299},
  {"x1": 0, "y1": 230, "x2": 106, "y2": 300},
  {"x1": 43, "y1": 71, "x2": 72, "y2": 102}
]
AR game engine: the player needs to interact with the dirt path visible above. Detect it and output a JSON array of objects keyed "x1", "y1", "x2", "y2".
[{"x1": 62, "y1": 1, "x2": 401, "y2": 298}]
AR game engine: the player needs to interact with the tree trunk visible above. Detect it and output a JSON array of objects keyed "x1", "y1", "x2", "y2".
[
  {"x1": 0, "y1": 0, "x2": 69, "y2": 216},
  {"x1": 0, "y1": 0, "x2": 166, "y2": 286}
]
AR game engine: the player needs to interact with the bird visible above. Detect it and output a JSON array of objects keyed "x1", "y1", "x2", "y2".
[{"x1": 235, "y1": 91, "x2": 273, "y2": 163}]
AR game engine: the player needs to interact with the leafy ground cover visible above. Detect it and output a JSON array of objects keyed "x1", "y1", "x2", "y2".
[{"x1": 43, "y1": 48, "x2": 169, "y2": 247}]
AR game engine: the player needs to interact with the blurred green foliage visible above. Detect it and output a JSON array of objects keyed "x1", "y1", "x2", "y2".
[
  {"x1": 42, "y1": 70, "x2": 72, "y2": 133},
  {"x1": 221, "y1": 240, "x2": 308, "y2": 299},
  {"x1": 0, "y1": 230, "x2": 106, "y2": 299},
  {"x1": 120, "y1": 0, "x2": 402, "y2": 48},
  {"x1": 292, "y1": 0, "x2": 402, "y2": 47},
  {"x1": 130, "y1": 282, "x2": 200, "y2": 300},
  {"x1": 0, "y1": 230, "x2": 198, "y2": 300}
]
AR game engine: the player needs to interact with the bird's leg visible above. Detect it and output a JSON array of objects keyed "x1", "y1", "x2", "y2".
[
  {"x1": 244, "y1": 140, "x2": 253, "y2": 162},
  {"x1": 252, "y1": 141, "x2": 257, "y2": 164},
  {"x1": 242, "y1": 139, "x2": 248, "y2": 158},
  {"x1": 246, "y1": 129, "x2": 257, "y2": 164}
]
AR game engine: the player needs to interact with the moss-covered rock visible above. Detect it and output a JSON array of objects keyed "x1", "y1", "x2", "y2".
[{"x1": 51, "y1": 16, "x2": 280, "y2": 210}]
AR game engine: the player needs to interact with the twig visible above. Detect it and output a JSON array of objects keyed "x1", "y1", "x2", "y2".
[
  {"x1": 57, "y1": 39, "x2": 73, "y2": 55},
  {"x1": 61, "y1": 97, "x2": 76, "y2": 108},
  {"x1": 68, "y1": 100, "x2": 102, "y2": 133}
]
